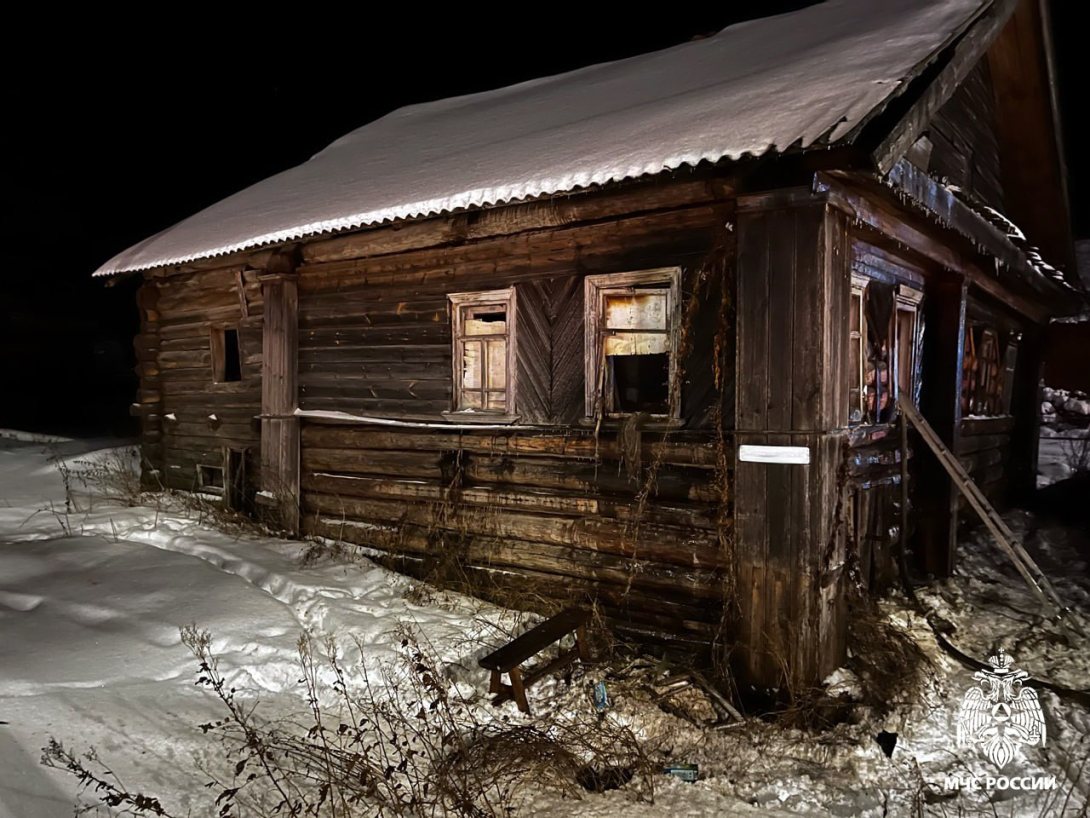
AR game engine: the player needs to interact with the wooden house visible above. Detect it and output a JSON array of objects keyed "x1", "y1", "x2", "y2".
[{"x1": 98, "y1": 0, "x2": 1080, "y2": 692}]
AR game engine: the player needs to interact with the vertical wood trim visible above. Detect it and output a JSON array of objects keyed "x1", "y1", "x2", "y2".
[
  {"x1": 1008, "y1": 325, "x2": 1043, "y2": 504},
  {"x1": 734, "y1": 197, "x2": 847, "y2": 692},
  {"x1": 261, "y1": 273, "x2": 300, "y2": 532},
  {"x1": 917, "y1": 276, "x2": 968, "y2": 576},
  {"x1": 136, "y1": 280, "x2": 164, "y2": 487}
]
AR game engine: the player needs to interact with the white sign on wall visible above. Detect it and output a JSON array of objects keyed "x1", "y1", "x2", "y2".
[{"x1": 738, "y1": 444, "x2": 811, "y2": 465}]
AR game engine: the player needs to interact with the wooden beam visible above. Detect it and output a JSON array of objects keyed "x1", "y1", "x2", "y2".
[
  {"x1": 260, "y1": 263, "x2": 300, "y2": 533},
  {"x1": 818, "y1": 167, "x2": 1062, "y2": 321},
  {"x1": 870, "y1": 0, "x2": 1017, "y2": 175},
  {"x1": 915, "y1": 277, "x2": 968, "y2": 577}
]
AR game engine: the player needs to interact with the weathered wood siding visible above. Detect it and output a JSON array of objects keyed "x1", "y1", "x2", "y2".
[
  {"x1": 929, "y1": 58, "x2": 1005, "y2": 211},
  {"x1": 956, "y1": 415, "x2": 1014, "y2": 511},
  {"x1": 733, "y1": 194, "x2": 849, "y2": 691},
  {"x1": 135, "y1": 268, "x2": 264, "y2": 491},
  {"x1": 291, "y1": 185, "x2": 736, "y2": 644}
]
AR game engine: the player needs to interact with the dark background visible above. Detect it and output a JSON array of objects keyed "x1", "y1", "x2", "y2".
[{"x1": 3, "y1": 4, "x2": 1084, "y2": 437}]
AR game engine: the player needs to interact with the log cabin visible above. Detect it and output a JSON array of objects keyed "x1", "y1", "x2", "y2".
[{"x1": 97, "y1": 0, "x2": 1081, "y2": 692}]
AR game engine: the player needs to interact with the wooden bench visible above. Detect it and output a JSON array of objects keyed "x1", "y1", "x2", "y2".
[{"x1": 479, "y1": 607, "x2": 591, "y2": 714}]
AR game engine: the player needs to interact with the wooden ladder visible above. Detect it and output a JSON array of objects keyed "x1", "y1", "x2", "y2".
[{"x1": 898, "y1": 396, "x2": 1067, "y2": 617}]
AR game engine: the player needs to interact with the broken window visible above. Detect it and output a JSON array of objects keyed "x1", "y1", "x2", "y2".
[
  {"x1": 449, "y1": 289, "x2": 516, "y2": 414},
  {"x1": 585, "y1": 268, "x2": 680, "y2": 418},
  {"x1": 847, "y1": 278, "x2": 922, "y2": 426},
  {"x1": 211, "y1": 326, "x2": 242, "y2": 383},
  {"x1": 962, "y1": 324, "x2": 1015, "y2": 417},
  {"x1": 197, "y1": 464, "x2": 224, "y2": 494}
]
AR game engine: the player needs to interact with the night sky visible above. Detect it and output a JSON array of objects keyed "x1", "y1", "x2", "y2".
[{"x1": 4, "y1": 5, "x2": 1084, "y2": 436}]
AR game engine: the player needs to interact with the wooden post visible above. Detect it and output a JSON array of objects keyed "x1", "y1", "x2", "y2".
[
  {"x1": 508, "y1": 668, "x2": 530, "y2": 714},
  {"x1": 260, "y1": 261, "x2": 300, "y2": 533},
  {"x1": 916, "y1": 276, "x2": 967, "y2": 577},
  {"x1": 1008, "y1": 324, "x2": 1044, "y2": 504},
  {"x1": 135, "y1": 281, "x2": 164, "y2": 489},
  {"x1": 733, "y1": 191, "x2": 849, "y2": 694}
]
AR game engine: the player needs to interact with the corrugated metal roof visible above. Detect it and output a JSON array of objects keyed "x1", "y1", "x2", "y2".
[{"x1": 95, "y1": 0, "x2": 987, "y2": 276}]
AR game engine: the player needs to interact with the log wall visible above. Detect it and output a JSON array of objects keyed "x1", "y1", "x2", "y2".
[
  {"x1": 929, "y1": 58, "x2": 1005, "y2": 211},
  {"x1": 291, "y1": 184, "x2": 736, "y2": 645},
  {"x1": 134, "y1": 267, "x2": 264, "y2": 492},
  {"x1": 956, "y1": 415, "x2": 1015, "y2": 512}
]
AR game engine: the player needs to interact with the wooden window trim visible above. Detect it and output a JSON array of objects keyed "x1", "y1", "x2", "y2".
[
  {"x1": 196, "y1": 463, "x2": 224, "y2": 495},
  {"x1": 584, "y1": 267, "x2": 682, "y2": 420},
  {"x1": 847, "y1": 276, "x2": 922, "y2": 427},
  {"x1": 894, "y1": 284, "x2": 923, "y2": 407},
  {"x1": 448, "y1": 288, "x2": 517, "y2": 419}
]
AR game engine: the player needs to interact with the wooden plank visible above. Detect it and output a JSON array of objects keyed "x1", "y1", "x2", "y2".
[
  {"x1": 302, "y1": 492, "x2": 725, "y2": 570},
  {"x1": 300, "y1": 177, "x2": 723, "y2": 264},
  {"x1": 479, "y1": 607, "x2": 589, "y2": 671},
  {"x1": 260, "y1": 270, "x2": 300, "y2": 532},
  {"x1": 514, "y1": 280, "x2": 553, "y2": 423},
  {"x1": 299, "y1": 424, "x2": 719, "y2": 466},
  {"x1": 869, "y1": 0, "x2": 1016, "y2": 174},
  {"x1": 916, "y1": 277, "x2": 967, "y2": 577}
]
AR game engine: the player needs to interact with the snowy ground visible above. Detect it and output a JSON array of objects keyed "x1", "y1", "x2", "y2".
[
  {"x1": 1038, "y1": 423, "x2": 1090, "y2": 489},
  {"x1": 0, "y1": 435, "x2": 1087, "y2": 816}
]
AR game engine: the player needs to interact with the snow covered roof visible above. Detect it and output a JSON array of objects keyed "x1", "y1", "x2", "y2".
[{"x1": 96, "y1": 0, "x2": 988, "y2": 276}]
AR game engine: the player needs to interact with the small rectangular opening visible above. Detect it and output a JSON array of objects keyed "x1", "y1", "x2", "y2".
[
  {"x1": 211, "y1": 326, "x2": 243, "y2": 383},
  {"x1": 608, "y1": 353, "x2": 670, "y2": 414},
  {"x1": 222, "y1": 328, "x2": 242, "y2": 382},
  {"x1": 197, "y1": 464, "x2": 224, "y2": 493}
]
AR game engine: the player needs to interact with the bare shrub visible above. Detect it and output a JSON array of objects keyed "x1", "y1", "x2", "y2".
[
  {"x1": 1060, "y1": 435, "x2": 1090, "y2": 476},
  {"x1": 45, "y1": 625, "x2": 654, "y2": 817},
  {"x1": 52, "y1": 445, "x2": 146, "y2": 510}
]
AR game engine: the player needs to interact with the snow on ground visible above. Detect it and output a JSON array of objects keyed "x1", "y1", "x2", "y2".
[
  {"x1": 1, "y1": 434, "x2": 1087, "y2": 816},
  {"x1": 1038, "y1": 423, "x2": 1090, "y2": 489}
]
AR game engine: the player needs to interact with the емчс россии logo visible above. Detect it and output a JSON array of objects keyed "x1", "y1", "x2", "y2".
[{"x1": 956, "y1": 649, "x2": 1046, "y2": 769}]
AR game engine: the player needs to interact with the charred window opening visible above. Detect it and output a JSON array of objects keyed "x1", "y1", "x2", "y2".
[
  {"x1": 848, "y1": 277, "x2": 922, "y2": 426},
  {"x1": 211, "y1": 326, "x2": 243, "y2": 383},
  {"x1": 585, "y1": 269, "x2": 680, "y2": 419},
  {"x1": 962, "y1": 324, "x2": 1018, "y2": 417},
  {"x1": 609, "y1": 353, "x2": 670, "y2": 413},
  {"x1": 449, "y1": 289, "x2": 516, "y2": 414}
]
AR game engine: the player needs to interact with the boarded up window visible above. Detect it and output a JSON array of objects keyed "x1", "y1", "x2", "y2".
[
  {"x1": 449, "y1": 289, "x2": 516, "y2": 414},
  {"x1": 585, "y1": 268, "x2": 680, "y2": 418},
  {"x1": 210, "y1": 326, "x2": 242, "y2": 383}
]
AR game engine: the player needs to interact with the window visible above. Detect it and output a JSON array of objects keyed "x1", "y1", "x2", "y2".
[
  {"x1": 847, "y1": 278, "x2": 922, "y2": 426},
  {"x1": 448, "y1": 289, "x2": 516, "y2": 415},
  {"x1": 585, "y1": 268, "x2": 681, "y2": 419},
  {"x1": 961, "y1": 324, "x2": 1018, "y2": 417},
  {"x1": 197, "y1": 464, "x2": 224, "y2": 494},
  {"x1": 211, "y1": 326, "x2": 242, "y2": 383}
]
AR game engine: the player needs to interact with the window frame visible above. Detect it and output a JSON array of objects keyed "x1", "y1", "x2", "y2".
[
  {"x1": 893, "y1": 284, "x2": 923, "y2": 407},
  {"x1": 846, "y1": 276, "x2": 922, "y2": 427},
  {"x1": 584, "y1": 267, "x2": 682, "y2": 421},
  {"x1": 210, "y1": 325, "x2": 243, "y2": 384},
  {"x1": 196, "y1": 463, "x2": 225, "y2": 495},
  {"x1": 447, "y1": 288, "x2": 518, "y2": 419}
]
